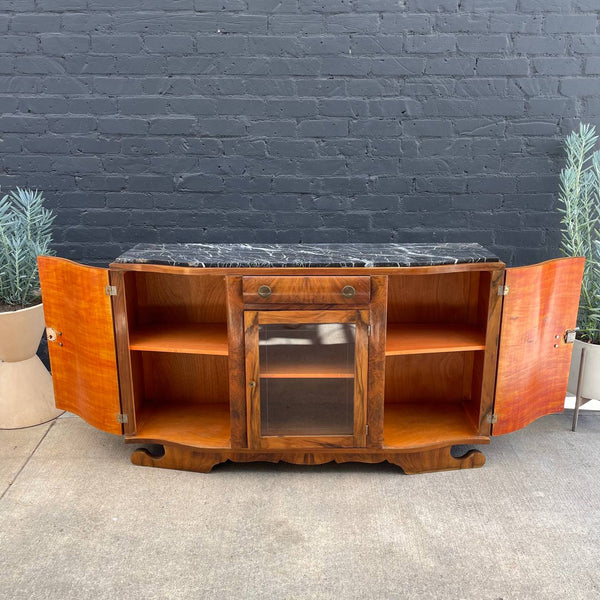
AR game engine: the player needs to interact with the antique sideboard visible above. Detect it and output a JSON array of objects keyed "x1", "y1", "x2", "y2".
[{"x1": 38, "y1": 243, "x2": 584, "y2": 474}]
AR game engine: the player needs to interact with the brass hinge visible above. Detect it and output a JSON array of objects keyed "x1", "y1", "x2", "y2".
[
  {"x1": 366, "y1": 424, "x2": 369, "y2": 437},
  {"x1": 367, "y1": 325, "x2": 372, "y2": 336},
  {"x1": 116, "y1": 413, "x2": 128, "y2": 424},
  {"x1": 105, "y1": 285, "x2": 117, "y2": 296},
  {"x1": 487, "y1": 413, "x2": 498, "y2": 424},
  {"x1": 564, "y1": 329, "x2": 577, "y2": 344},
  {"x1": 497, "y1": 285, "x2": 509, "y2": 296}
]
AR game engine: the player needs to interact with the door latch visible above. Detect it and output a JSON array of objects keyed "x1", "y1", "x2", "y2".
[{"x1": 46, "y1": 328, "x2": 63, "y2": 346}]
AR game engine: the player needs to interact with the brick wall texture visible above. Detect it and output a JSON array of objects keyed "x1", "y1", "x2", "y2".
[{"x1": 2, "y1": 1, "x2": 600, "y2": 266}]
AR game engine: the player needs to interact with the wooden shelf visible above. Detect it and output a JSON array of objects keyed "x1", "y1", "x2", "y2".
[
  {"x1": 260, "y1": 364, "x2": 354, "y2": 379},
  {"x1": 260, "y1": 343, "x2": 354, "y2": 378},
  {"x1": 128, "y1": 401, "x2": 231, "y2": 448},
  {"x1": 383, "y1": 402, "x2": 487, "y2": 449},
  {"x1": 129, "y1": 323, "x2": 228, "y2": 355},
  {"x1": 385, "y1": 323, "x2": 486, "y2": 356}
]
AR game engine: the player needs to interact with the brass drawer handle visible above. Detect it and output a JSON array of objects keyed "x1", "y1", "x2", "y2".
[
  {"x1": 257, "y1": 285, "x2": 272, "y2": 298},
  {"x1": 342, "y1": 285, "x2": 356, "y2": 298}
]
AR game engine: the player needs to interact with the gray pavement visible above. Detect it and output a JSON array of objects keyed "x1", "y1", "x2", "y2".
[{"x1": 0, "y1": 412, "x2": 599, "y2": 600}]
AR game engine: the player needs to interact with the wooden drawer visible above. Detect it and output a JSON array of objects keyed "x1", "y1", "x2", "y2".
[{"x1": 242, "y1": 276, "x2": 371, "y2": 305}]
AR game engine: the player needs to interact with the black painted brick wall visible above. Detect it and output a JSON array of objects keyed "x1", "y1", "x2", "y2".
[{"x1": 1, "y1": 1, "x2": 600, "y2": 266}]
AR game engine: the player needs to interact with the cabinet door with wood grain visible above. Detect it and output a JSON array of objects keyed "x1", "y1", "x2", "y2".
[
  {"x1": 38, "y1": 257, "x2": 123, "y2": 434},
  {"x1": 245, "y1": 309, "x2": 369, "y2": 449},
  {"x1": 492, "y1": 257, "x2": 584, "y2": 435}
]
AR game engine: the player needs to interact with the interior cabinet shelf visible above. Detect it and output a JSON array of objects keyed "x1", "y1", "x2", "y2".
[
  {"x1": 129, "y1": 323, "x2": 228, "y2": 356},
  {"x1": 385, "y1": 323, "x2": 486, "y2": 356},
  {"x1": 128, "y1": 401, "x2": 231, "y2": 448},
  {"x1": 383, "y1": 402, "x2": 486, "y2": 449},
  {"x1": 259, "y1": 342, "x2": 355, "y2": 378},
  {"x1": 260, "y1": 364, "x2": 354, "y2": 379}
]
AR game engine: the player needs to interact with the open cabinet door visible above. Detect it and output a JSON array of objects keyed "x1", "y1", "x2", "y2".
[
  {"x1": 38, "y1": 257, "x2": 122, "y2": 434},
  {"x1": 492, "y1": 257, "x2": 584, "y2": 435}
]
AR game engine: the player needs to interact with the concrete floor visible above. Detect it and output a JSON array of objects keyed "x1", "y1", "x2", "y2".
[{"x1": 0, "y1": 412, "x2": 598, "y2": 600}]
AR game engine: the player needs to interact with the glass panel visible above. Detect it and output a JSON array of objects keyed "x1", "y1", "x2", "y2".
[{"x1": 259, "y1": 323, "x2": 356, "y2": 436}]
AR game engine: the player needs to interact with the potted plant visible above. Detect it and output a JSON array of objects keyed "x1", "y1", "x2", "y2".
[
  {"x1": 558, "y1": 124, "x2": 600, "y2": 429},
  {"x1": 0, "y1": 188, "x2": 62, "y2": 428}
]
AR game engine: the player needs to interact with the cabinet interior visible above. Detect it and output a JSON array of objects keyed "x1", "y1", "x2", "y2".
[
  {"x1": 119, "y1": 268, "x2": 494, "y2": 451},
  {"x1": 123, "y1": 272, "x2": 231, "y2": 448},
  {"x1": 383, "y1": 271, "x2": 492, "y2": 448}
]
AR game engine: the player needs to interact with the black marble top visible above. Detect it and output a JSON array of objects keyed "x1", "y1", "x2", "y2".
[{"x1": 114, "y1": 243, "x2": 500, "y2": 268}]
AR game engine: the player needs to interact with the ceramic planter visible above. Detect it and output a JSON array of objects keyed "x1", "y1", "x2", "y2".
[
  {"x1": 568, "y1": 339, "x2": 600, "y2": 399},
  {"x1": 0, "y1": 303, "x2": 62, "y2": 429},
  {"x1": 567, "y1": 339, "x2": 600, "y2": 430}
]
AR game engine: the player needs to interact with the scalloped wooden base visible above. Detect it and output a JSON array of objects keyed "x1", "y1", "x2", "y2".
[{"x1": 130, "y1": 444, "x2": 485, "y2": 475}]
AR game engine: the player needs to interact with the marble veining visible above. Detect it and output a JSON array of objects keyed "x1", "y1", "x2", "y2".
[{"x1": 114, "y1": 243, "x2": 500, "y2": 268}]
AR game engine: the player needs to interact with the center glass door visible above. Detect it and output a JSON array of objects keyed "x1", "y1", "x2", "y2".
[{"x1": 244, "y1": 310, "x2": 369, "y2": 449}]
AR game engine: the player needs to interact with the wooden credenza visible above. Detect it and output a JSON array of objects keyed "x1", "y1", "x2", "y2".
[{"x1": 38, "y1": 243, "x2": 584, "y2": 474}]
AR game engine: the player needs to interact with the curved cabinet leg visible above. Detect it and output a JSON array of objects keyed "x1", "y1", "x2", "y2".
[
  {"x1": 130, "y1": 445, "x2": 226, "y2": 473},
  {"x1": 388, "y1": 447, "x2": 485, "y2": 474}
]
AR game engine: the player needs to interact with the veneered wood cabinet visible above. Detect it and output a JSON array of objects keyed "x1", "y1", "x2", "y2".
[
  {"x1": 37, "y1": 244, "x2": 584, "y2": 475},
  {"x1": 245, "y1": 309, "x2": 370, "y2": 449}
]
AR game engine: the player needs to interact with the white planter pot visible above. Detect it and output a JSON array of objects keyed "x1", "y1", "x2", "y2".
[
  {"x1": 567, "y1": 339, "x2": 600, "y2": 401},
  {"x1": 0, "y1": 303, "x2": 62, "y2": 429},
  {"x1": 0, "y1": 303, "x2": 46, "y2": 362}
]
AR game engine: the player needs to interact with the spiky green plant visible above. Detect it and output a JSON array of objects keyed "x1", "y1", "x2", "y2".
[
  {"x1": 558, "y1": 123, "x2": 600, "y2": 344},
  {"x1": 0, "y1": 188, "x2": 55, "y2": 308}
]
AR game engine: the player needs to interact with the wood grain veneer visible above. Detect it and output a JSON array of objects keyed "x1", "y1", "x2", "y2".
[
  {"x1": 385, "y1": 352, "x2": 475, "y2": 404},
  {"x1": 129, "y1": 444, "x2": 487, "y2": 474},
  {"x1": 387, "y1": 271, "x2": 481, "y2": 324},
  {"x1": 366, "y1": 276, "x2": 387, "y2": 448},
  {"x1": 110, "y1": 269, "x2": 137, "y2": 435},
  {"x1": 225, "y1": 275, "x2": 247, "y2": 448},
  {"x1": 38, "y1": 256, "x2": 122, "y2": 434},
  {"x1": 259, "y1": 363, "x2": 354, "y2": 379},
  {"x1": 493, "y1": 257, "x2": 585, "y2": 435},
  {"x1": 129, "y1": 323, "x2": 228, "y2": 355},
  {"x1": 129, "y1": 401, "x2": 230, "y2": 448},
  {"x1": 469, "y1": 269, "x2": 504, "y2": 434},
  {"x1": 137, "y1": 352, "x2": 229, "y2": 405},
  {"x1": 383, "y1": 402, "x2": 485, "y2": 449},
  {"x1": 132, "y1": 272, "x2": 227, "y2": 325},
  {"x1": 244, "y1": 309, "x2": 369, "y2": 450},
  {"x1": 385, "y1": 323, "x2": 486, "y2": 355},
  {"x1": 242, "y1": 275, "x2": 370, "y2": 305},
  {"x1": 40, "y1": 253, "x2": 584, "y2": 475}
]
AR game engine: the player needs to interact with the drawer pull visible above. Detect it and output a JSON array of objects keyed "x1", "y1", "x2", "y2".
[
  {"x1": 257, "y1": 285, "x2": 272, "y2": 298},
  {"x1": 341, "y1": 285, "x2": 356, "y2": 298}
]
